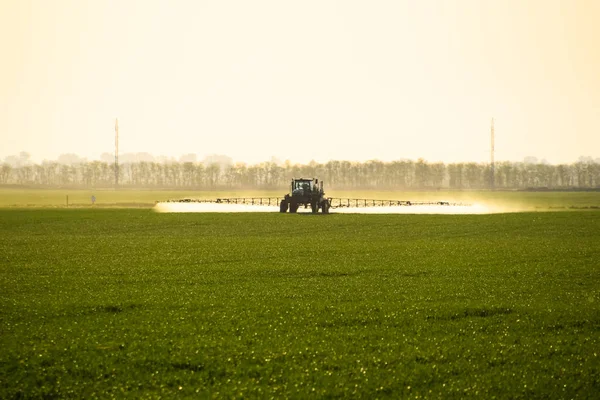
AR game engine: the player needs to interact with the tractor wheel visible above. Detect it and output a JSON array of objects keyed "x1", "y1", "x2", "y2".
[
  {"x1": 290, "y1": 202, "x2": 298, "y2": 213},
  {"x1": 311, "y1": 202, "x2": 318, "y2": 213},
  {"x1": 321, "y1": 200, "x2": 330, "y2": 214},
  {"x1": 279, "y1": 200, "x2": 288, "y2": 213}
]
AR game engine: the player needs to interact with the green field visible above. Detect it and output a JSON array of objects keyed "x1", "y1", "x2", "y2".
[
  {"x1": 1, "y1": 187, "x2": 600, "y2": 210},
  {"x1": 1, "y1": 208, "x2": 599, "y2": 398}
]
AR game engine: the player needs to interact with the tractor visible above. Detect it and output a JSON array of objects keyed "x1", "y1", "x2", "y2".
[{"x1": 280, "y1": 178, "x2": 331, "y2": 213}]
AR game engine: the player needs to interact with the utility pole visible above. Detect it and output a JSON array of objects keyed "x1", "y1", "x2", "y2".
[
  {"x1": 490, "y1": 118, "x2": 495, "y2": 190},
  {"x1": 115, "y1": 118, "x2": 119, "y2": 188}
]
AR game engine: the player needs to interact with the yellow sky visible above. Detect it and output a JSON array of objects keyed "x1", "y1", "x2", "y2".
[{"x1": 1, "y1": 0, "x2": 599, "y2": 164}]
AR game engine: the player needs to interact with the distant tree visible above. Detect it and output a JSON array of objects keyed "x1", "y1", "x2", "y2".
[
  {"x1": 393, "y1": 160, "x2": 414, "y2": 189},
  {"x1": 495, "y1": 161, "x2": 511, "y2": 188},
  {"x1": 414, "y1": 158, "x2": 429, "y2": 188},
  {"x1": 365, "y1": 160, "x2": 385, "y2": 188},
  {"x1": 205, "y1": 163, "x2": 220, "y2": 187},
  {"x1": 192, "y1": 163, "x2": 205, "y2": 187},
  {"x1": 59, "y1": 165, "x2": 73, "y2": 185},
  {"x1": 447, "y1": 163, "x2": 463, "y2": 189},
  {"x1": 0, "y1": 164, "x2": 12, "y2": 183},
  {"x1": 33, "y1": 164, "x2": 46, "y2": 185},
  {"x1": 572, "y1": 160, "x2": 599, "y2": 188},
  {"x1": 430, "y1": 162, "x2": 446, "y2": 188},
  {"x1": 182, "y1": 162, "x2": 196, "y2": 187},
  {"x1": 590, "y1": 162, "x2": 600, "y2": 187},
  {"x1": 324, "y1": 160, "x2": 339, "y2": 187},
  {"x1": 464, "y1": 163, "x2": 483, "y2": 188}
]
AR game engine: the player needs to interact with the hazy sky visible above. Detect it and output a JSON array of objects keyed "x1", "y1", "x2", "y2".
[{"x1": 1, "y1": 0, "x2": 599, "y2": 165}]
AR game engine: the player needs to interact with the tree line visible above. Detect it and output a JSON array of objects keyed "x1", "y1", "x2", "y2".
[{"x1": 1, "y1": 158, "x2": 599, "y2": 190}]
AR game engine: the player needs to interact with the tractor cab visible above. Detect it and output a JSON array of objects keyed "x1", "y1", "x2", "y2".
[{"x1": 291, "y1": 178, "x2": 316, "y2": 196}]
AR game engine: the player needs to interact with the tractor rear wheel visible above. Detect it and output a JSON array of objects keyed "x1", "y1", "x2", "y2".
[
  {"x1": 290, "y1": 202, "x2": 298, "y2": 213},
  {"x1": 311, "y1": 202, "x2": 318, "y2": 213},
  {"x1": 279, "y1": 200, "x2": 288, "y2": 213},
  {"x1": 321, "y1": 200, "x2": 330, "y2": 214}
]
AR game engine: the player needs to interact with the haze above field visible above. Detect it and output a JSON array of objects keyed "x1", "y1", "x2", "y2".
[{"x1": 1, "y1": 0, "x2": 599, "y2": 165}]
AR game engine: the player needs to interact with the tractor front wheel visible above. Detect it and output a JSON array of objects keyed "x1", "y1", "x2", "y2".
[
  {"x1": 311, "y1": 202, "x2": 318, "y2": 213},
  {"x1": 279, "y1": 200, "x2": 288, "y2": 213},
  {"x1": 321, "y1": 200, "x2": 330, "y2": 214},
  {"x1": 290, "y1": 202, "x2": 298, "y2": 213}
]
